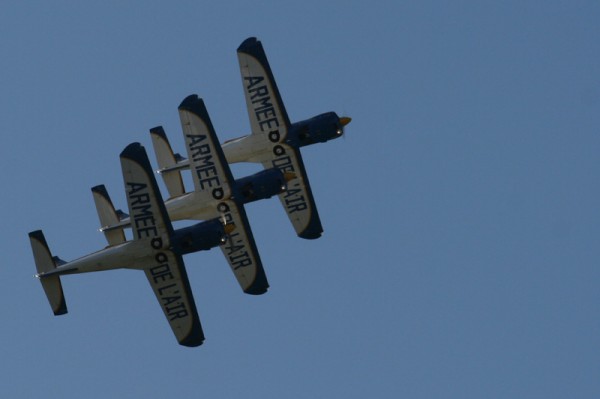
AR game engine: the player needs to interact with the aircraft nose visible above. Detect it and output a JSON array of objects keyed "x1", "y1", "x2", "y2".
[
  {"x1": 283, "y1": 172, "x2": 297, "y2": 182},
  {"x1": 224, "y1": 223, "x2": 236, "y2": 234}
]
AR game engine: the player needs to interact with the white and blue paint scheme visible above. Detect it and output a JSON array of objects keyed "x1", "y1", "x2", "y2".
[
  {"x1": 156, "y1": 37, "x2": 350, "y2": 239},
  {"x1": 29, "y1": 143, "x2": 232, "y2": 347},
  {"x1": 102, "y1": 96, "x2": 291, "y2": 295}
]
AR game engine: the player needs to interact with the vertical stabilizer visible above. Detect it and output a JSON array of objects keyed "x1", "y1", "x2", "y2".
[
  {"x1": 92, "y1": 185, "x2": 126, "y2": 246},
  {"x1": 150, "y1": 126, "x2": 186, "y2": 199}
]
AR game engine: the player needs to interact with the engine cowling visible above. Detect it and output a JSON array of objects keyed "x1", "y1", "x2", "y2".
[
  {"x1": 234, "y1": 168, "x2": 291, "y2": 204},
  {"x1": 287, "y1": 112, "x2": 350, "y2": 147},
  {"x1": 170, "y1": 218, "x2": 227, "y2": 255}
]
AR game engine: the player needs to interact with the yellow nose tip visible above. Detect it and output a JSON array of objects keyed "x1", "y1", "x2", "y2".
[
  {"x1": 339, "y1": 116, "x2": 352, "y2": 126},
  {"x1": 224, "y1": 223, "x2": 236, "y2": 234},
  {"x1": 283, "y1": 172, "x2": 297, "y2": 182}
]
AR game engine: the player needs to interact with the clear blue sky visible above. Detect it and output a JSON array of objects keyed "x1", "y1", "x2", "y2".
[{"x1": 2, "y1": 1, "x2": 599, "y2": 397}]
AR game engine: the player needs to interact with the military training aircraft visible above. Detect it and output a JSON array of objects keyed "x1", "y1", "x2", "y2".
[
  {"x1": 29, "y1": 142, "x2": 233, "y2": 347},
  {"x1": 154, "y1": 37, "x2": 351, "y2": 239},
  {"x1": 29, "y1": 37, "x2": 346, "y2": 347},
  {"x1": 99, "y1": 95, "x2": 293, "y2": 295}
]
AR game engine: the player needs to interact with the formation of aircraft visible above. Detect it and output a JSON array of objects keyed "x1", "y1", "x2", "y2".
[
  {"x1": 156, "y1": 38, "x2": 351, "y2": 239},
  {"x1": 28, "y1": 37, "x2": 350, "y2": 347}
]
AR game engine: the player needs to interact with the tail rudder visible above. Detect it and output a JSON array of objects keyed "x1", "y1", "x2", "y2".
[
  {"x1": 91, "y1": 185, "x2": 127, "y2": 246},
  {"x1": 28, "y1": 230, "x2": 67, "y2": 315},
  {"x1": 150, "y1": 126, "x2": 186, "y2": 198}
]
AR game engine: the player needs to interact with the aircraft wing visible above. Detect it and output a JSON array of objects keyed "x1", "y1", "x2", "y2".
[
  {"x1": 237, "y1": 37, "x2": 291, "y2": 140},
  {"x1": 121, "y1": 142, "x2": 174, "y2": 244},
  {"x1": 217, "y1": 198, "x2": 269, "y2": 294},
  {"x1": 261, "y1": 145, "x2": 323, "y2": 239},
  {"x1": 237, "y1": 37, "x2": 323, "y2": 239},
  {"x1": 121, "y1": 143, "x2": 204, "y2": 346},
  {"x1": 142, "y1": 251, "x2": 204, "y2": 347},
  {"x1": 178, "y1": 95, "x2": 269, "y2": 295}
]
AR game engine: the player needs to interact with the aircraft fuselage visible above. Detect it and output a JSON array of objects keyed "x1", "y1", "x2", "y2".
[
  {"x1": 221, "y1": 112, "x2": 344, "y2": 164},
  {"x1": 164, "y1": 168, "x2": 288, "y2": 221},
  {"x1": 40, "y1": 219, "x2": 226, "y2": 278}
]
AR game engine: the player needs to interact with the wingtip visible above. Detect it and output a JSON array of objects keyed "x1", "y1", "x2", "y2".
[
  {"x1": 238, "y1": 37, "x2": 259, "y2": 52},
  {"x1": 178, "y1": 94, "x2": 200, "y2": 110},
  {"x1": 298, "y1": 222, "x2": 324, "y2": 240},
  {"x1": 120, "y1": 142, "x2": 144, "y2": 159},
  {"x1": 178, "y1": 333, "x2": 205, "y2": 347},
  {"x1": 178, "y1": 95, "x2": 212, "y2": 124},
  {"x1": 120, "y1": 143, "x2": 156, "y2": 186},
  {"x1": 177, "y1": 317, "x2": 205, "y2": 347},
  {"x1": 244, "y1": 285, "x2": 269, "y2": 295}
]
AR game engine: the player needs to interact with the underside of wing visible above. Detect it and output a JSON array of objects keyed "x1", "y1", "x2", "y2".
[
  {"x1": 218, "y1": 199, "x2": 269, "y2": 295},
  {"x1": 178, "y1": 95, "x2": 235, "y2": 196},
  {"x1": 237, "y1": 37, "x2": 290, "y2": 140},
  {"x1": 144, "y1": 250, "x2": 204, "y2": 347},
  {"x1": 121, "y1": 144, "x2": 204, "y2": 345},
  {"x1": 120, "y1": 143, "x2": 174, "y2": 244},
  {"x1": 262, "y1": 144, "x2": 323, "y2": 239},
  {"x1": 178, "y1": 95, "x2": 269, "y2": 294}
]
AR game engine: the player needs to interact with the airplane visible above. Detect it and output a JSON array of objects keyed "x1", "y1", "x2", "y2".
[
  {"x1": 154, "y1": 37, "x2": 351, "y2": 240},
  {"x1": 29, "y1": 142, "x2": 234, "y2": 347},
  {"x1": 100, "y1": 95, "x2": 292, "y2": 295}
]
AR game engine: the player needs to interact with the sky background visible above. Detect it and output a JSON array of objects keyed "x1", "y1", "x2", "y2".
[{"x1": 1, "y1": 1, "x2": 599, "y2": 397}]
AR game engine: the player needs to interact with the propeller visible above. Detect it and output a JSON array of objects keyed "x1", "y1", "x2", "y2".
[
  {"x1": 219, "y1": 213, "x2": 236, "y2": 244},
  {"x1": 283, "y1": 172, "x2": 297, "y2": 182},
  {"x1": 337, "y1": 116, "x2": 352, "y2": 137},
  {"x1": 281, "y1": 172, "x2": 297, "y2": 191},
  {"x1": 224, "y1": 223, "x2": 236, "y2": 235}
]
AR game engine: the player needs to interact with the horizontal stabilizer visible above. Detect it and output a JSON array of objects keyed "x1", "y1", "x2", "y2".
[
  {"x1": 92, "y1": 185, "x2": 126, "y2": 246},
  {"x1": 28, "y1": 230, "x2": 67, "y2": 315},
  {"x1": 150, "y1": 126, "x2": 185, "y2": 198}
]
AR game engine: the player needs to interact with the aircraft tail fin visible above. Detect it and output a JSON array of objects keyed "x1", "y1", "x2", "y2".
[
  {"x1": 150, "y1": 126, "x2": 186, "y2": 199},
  {"x1": 92, "y1": 185, "x2": 126, "y2": 246},
  {"x1": 28, "y1": 230, "x2": 68, "y2": 315}
]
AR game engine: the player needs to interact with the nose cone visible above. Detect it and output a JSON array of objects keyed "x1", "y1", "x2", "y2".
[
  {"x1": 224, "y1": 223, "x2": 236, "y2": 234},
  {"x1": 339, "y1": 116, "x2": 352, "y2": 127},
  {"x1": 283, "y1": 172, "x2": 297, "y2": 182}
]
